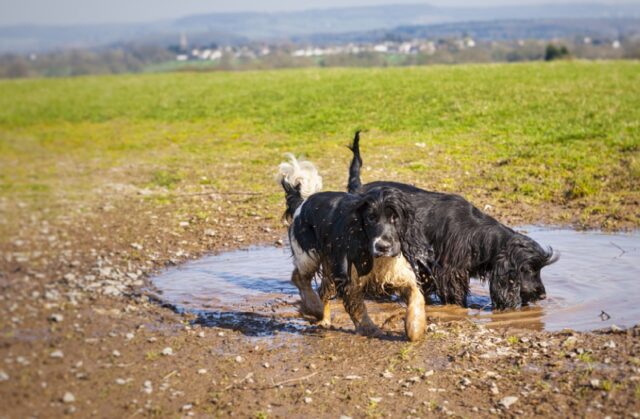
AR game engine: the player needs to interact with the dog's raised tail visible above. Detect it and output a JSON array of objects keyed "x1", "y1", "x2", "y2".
[
  {"x1": 347, "y1": 131, "x2": 363, "y2": 193},
  {"x1": 277, "y1": 154, "x2": 323, "y2": 221}
]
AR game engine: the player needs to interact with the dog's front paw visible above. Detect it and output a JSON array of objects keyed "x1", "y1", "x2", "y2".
[
  {"x1": 315, "y1": 317, "x2": 332, "y2": 328},
  {"x1": 356, "y1": 323, "x2": 384, "y2": 338}
]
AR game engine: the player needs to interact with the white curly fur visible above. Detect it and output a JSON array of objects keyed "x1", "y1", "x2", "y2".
[{"x1": 277, "y1": 153, "x2": 323, "y2": 200}]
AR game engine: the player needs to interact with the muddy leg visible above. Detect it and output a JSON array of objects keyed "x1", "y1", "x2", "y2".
[
  {"x1": 342, "y1": 279, "x2": 382, "y2": 337},
  {"x1": 401, "y1": 285, "x2": 426, "y2": 342},
  {"x1": 291, "y1": 269, "x2": 323, "y2": 320},
  {"x1": 317, "y1": 278, "x2": 334, "y2": 327}
]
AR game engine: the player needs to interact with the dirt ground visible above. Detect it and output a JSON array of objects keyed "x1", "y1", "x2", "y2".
[{"x1": 1, "y1": 190, "x2": 639, "y2": 419}]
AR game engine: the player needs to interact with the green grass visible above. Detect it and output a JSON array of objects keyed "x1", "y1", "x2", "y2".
[{"x1": 0, "y1": 61, "x2": 638, "y2": 228}]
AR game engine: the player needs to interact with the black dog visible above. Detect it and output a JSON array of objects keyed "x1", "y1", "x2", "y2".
[
  {"x1": 279, "y1": 155, "x2": 427, "y2": 340},
  {"x1": 347, "y1": 132, "x2": 557, "y2": 310}
]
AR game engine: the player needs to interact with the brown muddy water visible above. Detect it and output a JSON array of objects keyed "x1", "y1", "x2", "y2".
[{"x1": 150, "y1": 228, "x2": 639, "y2": 335}]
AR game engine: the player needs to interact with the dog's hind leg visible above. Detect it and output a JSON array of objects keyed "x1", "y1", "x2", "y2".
[{"x1": 291, "y1": 268, "x2": 323, "y2": 320}]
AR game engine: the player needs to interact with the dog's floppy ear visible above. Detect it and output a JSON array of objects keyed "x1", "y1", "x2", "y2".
[
  {"x1": 281, "y1": 179, "x2": 302, "y2": 223},
  {"x1": 344, "y1": 196, "x2": 374, "y2": 277},
  {"x1": 508, "y1": 235, "x2": 557, "y2": 272},
  {"x1": 489, "y1": 247, "x2": 522, "y2": 309},
  {"x1": 383, "y1": 187, "x2": 416, "y2": 234}
]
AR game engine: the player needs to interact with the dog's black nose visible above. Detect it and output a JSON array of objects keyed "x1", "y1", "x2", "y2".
[{"x1": 374, "y1": 240, "x2": 392, "y2": 254}]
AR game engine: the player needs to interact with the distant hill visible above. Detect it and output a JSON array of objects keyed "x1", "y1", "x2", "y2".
[
  {"x1": 1, "y1": 2, "x2": 640, "y2": 53},
  {"x1": 299, "y1": 18, "x2": 640, "y2": 44},
  {"x1": 174, "y1": 3, "x2": 640, "y2": 38}
]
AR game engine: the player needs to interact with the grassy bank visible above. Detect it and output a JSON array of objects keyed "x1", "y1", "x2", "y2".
[{"x1": 0, "y1": 61, "x2": 638, "y2": 232}]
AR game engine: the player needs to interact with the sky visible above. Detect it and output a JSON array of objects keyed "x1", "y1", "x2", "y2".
[{"x1": 0, "y1": 0, "x2": 632, "y2": 26}]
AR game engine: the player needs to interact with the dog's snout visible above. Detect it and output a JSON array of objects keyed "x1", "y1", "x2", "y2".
[
  {"x1": 374, "y1": 240, "x2": 392, "y2": 254},
  {"x1": 538, "y1": 293, "x2": 547, "y2": 300}
]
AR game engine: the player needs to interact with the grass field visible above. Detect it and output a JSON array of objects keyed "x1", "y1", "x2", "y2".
[{"x1": 0, "y1": 61, "x2": 639, "y2": 231}]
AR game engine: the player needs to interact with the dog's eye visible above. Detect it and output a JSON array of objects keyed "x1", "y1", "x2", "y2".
[
  {"x1": 390, "y1": 214, "x2": 398, "y2": 224},
  {"x1": 367, "y1": 213, "x2": 377, "y2": 222}
]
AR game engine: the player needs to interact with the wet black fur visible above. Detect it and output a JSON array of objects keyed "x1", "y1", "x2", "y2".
[
  {"x1": 281, "y1": 179, "x2": 426, "y2": 294},
  {"x1": 347, "y1": 132, "x2": 557, "y2": 310}
]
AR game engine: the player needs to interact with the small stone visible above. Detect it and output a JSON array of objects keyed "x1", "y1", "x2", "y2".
[
  {"x1": 50, "y1": 350, "x2": 64, "y2": 359},
  {"x1": 115, "y1": 378, "x2": 127, "y2": 385},
  {"x1": 48, "y1": 313, "x2": 64, "y2": 322},
  {"x1": 274, "y1": 239, "x2": 284, "y2": 247},
  {"x1": 603, "y1": 340, "x2": 616, "y2": 349},
  {"x1": 112, "y1": 350, "x2": 121, "y2": 357},
  {"x1": 499, "y1": 396, "x2": 518, "y2": 409},
  {"x1": 62, "y1": 392, "x2": 75, "y2": 403},
  {"x1": 125, "y1": 333, "x2": 134, "y2": 340},
  {"x1": 147, "y1": 337, "x2": 157, "y2": 343},
  {"x1": 304, "y1": 397, "x2": 313, "y2": 404},
  {"x1": 161, "y1": 347, "x2": 173, "y2": 356},
  {"x1": 143, "y1": 380, "x2": 152, "y2": 394},
  {"x1": 179, "y1": 221, "x2": 189, "y2": 228},
  {"x1": 197, "y1": 369, "x2": 207, "y2": 375},
  {"x1": 263, "y1": 362, "x2": 270, "y2": 369},
  {"x1": 423, "y1": 370, "x2": 434, "y2": 378},
  {"x1": 402, "y1": 391, "x2": 414, "y2": 397},
  {"x1": 217, "y1": 332, "x2": 225, "y2": 337},
  {"x1": 461, "y1": 377, "x2": 472, "y2": 386},
  {"x1": 197, "y1": 331, "x2": 205, "y2": 338},
  {"x1": 490, "y1": 383, "x2": 500, "y2": 395},
  {"x1": 44, "y1": 290, "x2": 60, "y2": 301},
  {"x1": 369, "y1": 397, "x2": 383, "y2": 403},
  {"x1": 345, "y1": 375, "x2": 361, "y2": 380},
  {"x1": 0, "y1": 371, "x2": 8, "y2": 381},
  {"x1": 562, "y1": 336, "x2": 577, "y2": 348},
  {"x1": 204, "y1": 229, "x2": 216, "y2": 237},
  {"x1": 130, "y1": 243, "x2": 143, "y2": 250},
  {"x1": 381, "y1": 370, "x2": 394, "y2": 378},
  {"x1": 181, "y1": 403, "x2": 192, "y2": 411},
  {"x1": 102, "y1": 286, "x2": 122, "y2": 297},
  {"x1": 235, "y1": 355, "x2": 243, "y2": 363},
  {"x1": 590, "y1": 379, "x2": 601, "y2": 389},
  {"x1": 611, "y1": 324, "x2": 622, "y2": 332}
]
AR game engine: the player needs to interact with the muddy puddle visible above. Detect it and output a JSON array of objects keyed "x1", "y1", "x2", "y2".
[{"x1": 150, "y1": 228, "x2": 639, "y2": 335}]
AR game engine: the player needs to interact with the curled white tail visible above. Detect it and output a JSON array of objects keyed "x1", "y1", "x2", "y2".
[{"x1": 277, "y1": 153, "x2": 323, "y2": 200}]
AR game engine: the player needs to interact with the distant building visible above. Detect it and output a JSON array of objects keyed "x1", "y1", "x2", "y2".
[
  {"x1": 373, "y1": 44, "x2": 388, "y2": 53},
  {"x1": 180, "y1": 33, "x2": 188, "y2": 51}
]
